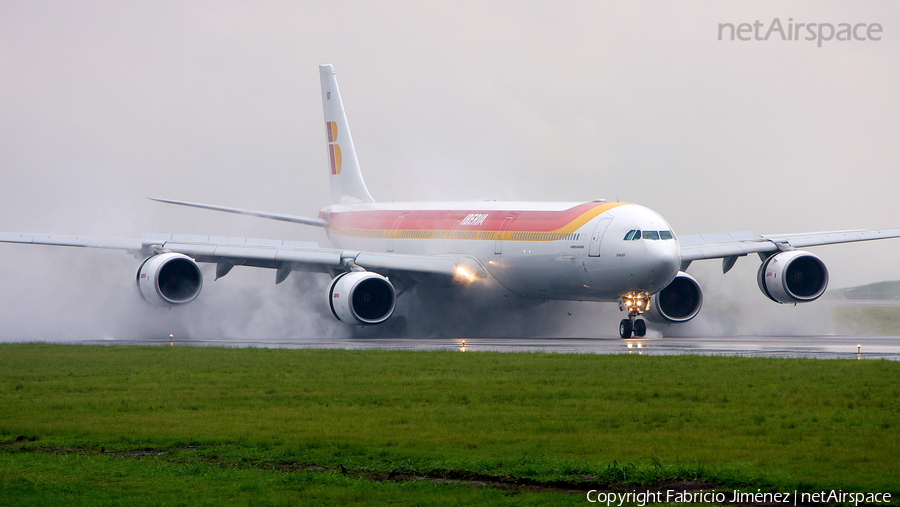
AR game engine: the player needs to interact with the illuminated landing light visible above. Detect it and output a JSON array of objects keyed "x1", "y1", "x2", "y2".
[
  {"x1": 627, "y1": 343, "x2": 633, "y2": 349},
  {"x1": 637, "y1": 343, "x2": 642, "y2": 349},
  {"x1": 618, "y1": 292, "x2": 651, "y2": 314},
  {"x1": 169, "y1": 334, "x2": 174, "y2": 346},
  {"x1": 455, "y1": 266, "x2": 476, "y2": 283},
  {"x1": 857, "y1": 344, "x2": 861, "y2": 354}
]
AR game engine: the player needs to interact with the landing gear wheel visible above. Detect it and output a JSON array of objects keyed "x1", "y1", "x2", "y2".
[
  {"x1": 619, "y1": 319, "x2": 633, "y2": 339},
  {"x1": 633, "y1": 319, "x2": 646, "y2": 337}
]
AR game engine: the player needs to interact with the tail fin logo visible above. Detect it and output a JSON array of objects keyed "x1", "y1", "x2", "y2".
[{"x1": 325, "y1": 121, "x2": 342, "y2": 175}]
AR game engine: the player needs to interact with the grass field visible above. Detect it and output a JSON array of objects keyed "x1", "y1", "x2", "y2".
[
  {"x1": 834, "y1": 306, "x2": 900, "y2": 335},
  {"x1": 1, "y1": 344, "x2": 899, "y2": 505}
]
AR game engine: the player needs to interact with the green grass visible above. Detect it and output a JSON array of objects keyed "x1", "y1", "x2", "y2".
[
  {"x1": 1, "y1": 344, "x2": 899, "y2": 505},
  {"x1": 831, "y1": 280, "x2": 900, "y2": 299},
  {"x1": 834, "y1": 306, "x2": 900, "y2": 335},
  {"x1": 1, "y1": 451, "x2": 575, "y2": 507}
]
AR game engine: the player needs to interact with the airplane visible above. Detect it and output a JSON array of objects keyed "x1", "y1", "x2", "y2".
[{"x1": 3, "y1": 64, "x2": 900, "y2": 339}]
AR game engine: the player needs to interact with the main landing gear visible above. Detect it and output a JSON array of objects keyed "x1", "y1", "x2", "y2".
[{"x1": 618, "y1": 292, "x2": 650, "y2": 339}]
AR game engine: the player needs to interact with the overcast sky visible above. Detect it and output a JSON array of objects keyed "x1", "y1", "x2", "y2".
[{"x1": 0, "y1": 1, "x2": 898, "y2": 339}]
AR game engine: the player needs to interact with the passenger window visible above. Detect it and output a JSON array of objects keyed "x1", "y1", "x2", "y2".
[
  {"x1": 632, "y1": 230, "x2": 642, "y2": 240},
  {"x1": 623, "y1": 230, "x2": 636, "y2": 240},
  {"x1": 659, "y1": 230, "x2": 673, "y2": 240},
  {"x1": 642, "y1": 230, "x2": 660, "y2": 240}
]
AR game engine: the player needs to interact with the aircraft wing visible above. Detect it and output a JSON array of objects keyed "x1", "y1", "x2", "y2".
[
  {"x1": 679, "y1": 229, "x2": 900, "y2": 271},
  {"x1": 0, "y1": 232, "x2": 484, "y2": 281},
  {"x1": 0, "y1": 233, "x2": 146, "y2": 252}
]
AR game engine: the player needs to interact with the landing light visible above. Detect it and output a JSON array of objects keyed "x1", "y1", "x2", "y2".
[
  {"x1": 456, "y1": 266, "x2": 476, "y2": 283},
  {"x1": 618, "y1": 292, "x2": 651, "y2": 313}
]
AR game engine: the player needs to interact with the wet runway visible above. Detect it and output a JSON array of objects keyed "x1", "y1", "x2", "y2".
[{"x1": 69, "y1": 334, "x2": 900, "y2": 360}]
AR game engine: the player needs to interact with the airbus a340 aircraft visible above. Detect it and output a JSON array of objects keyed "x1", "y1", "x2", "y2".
[{"x1": 3, "y1": 65, "x2": 900, "y2": 338}]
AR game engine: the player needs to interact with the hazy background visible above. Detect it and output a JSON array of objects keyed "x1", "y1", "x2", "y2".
[{"x1": 0, "y1": 1, "x2": 897, "y2": 340}]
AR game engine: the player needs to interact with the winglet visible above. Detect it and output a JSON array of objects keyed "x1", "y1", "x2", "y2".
[{"x1": 319, "y1": 64, "x2": 375, "y2": 204}]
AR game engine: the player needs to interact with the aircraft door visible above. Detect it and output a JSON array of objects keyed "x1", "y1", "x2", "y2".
[
  {"x1": 448, "y1": 220, "x2": 460, "y2": 253},
  {"x1": 588, "y1": 218, "x2": 612, "y2": 257},
  {"x1": 387, "y1": 215, "x2": 405, "y2": 252},
  {"x1": 494, "y1": 216, "x2": 515, "y2": 254}
]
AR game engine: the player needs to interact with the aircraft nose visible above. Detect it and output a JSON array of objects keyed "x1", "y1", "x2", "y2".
[{"x1": 642, "y1": 240, "x2": 680, "y2": 291}]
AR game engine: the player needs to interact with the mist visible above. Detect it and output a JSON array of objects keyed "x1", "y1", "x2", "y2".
[{"x1": 0, "y1": 2, "x2": 896, "y2": 341}]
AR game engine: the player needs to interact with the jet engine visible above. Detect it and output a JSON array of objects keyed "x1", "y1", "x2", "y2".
[
  {"x1": 327, "y1": 271, "x2": 396, "y2": 325},
  {"x1": 645, "y1": 272, "x2": 703, "y2": 323},
  {"x1": 757, "y1": 250, "x2": 828, "y2": 304},
  {"x1": 136, "y1": 253, "x2": 203, "y2": 307}
]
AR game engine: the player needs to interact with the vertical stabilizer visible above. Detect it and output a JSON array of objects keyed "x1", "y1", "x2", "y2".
[{"x1": 319, "y1": 64, "x2": 375, "y2": 204}]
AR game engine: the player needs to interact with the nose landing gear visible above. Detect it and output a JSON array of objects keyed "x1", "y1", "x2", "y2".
[
  {"x1": 619, "y1": 317, "x2": 646, "y2": 339},
  {"x1": 634, "y1": 318, "x2": 646, "y2": 337},
  {"x1": 619, "y1": 319, "x2": 632, "y2": 338},
  {"x1": 618, "y1": 293, "x2": 649, "y2": 339}
]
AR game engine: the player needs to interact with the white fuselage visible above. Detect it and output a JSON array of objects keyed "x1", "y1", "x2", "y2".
[{"x1": 320, "y1": 200, "x2": 682, "y2": 302}]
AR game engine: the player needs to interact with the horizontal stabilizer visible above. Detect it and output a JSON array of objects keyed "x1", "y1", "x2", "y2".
[{"x1": 149, "y1": 198, "x2": 326, "y2": 227}]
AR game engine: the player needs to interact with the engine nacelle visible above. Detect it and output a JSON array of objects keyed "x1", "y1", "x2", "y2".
[
  {"x1": 136, "y1": 253, "x2": 203, "y2": 307},
  {"x1": 645, "y1": 272, "x2": 703, "y2": 323},
  {"x1": 327, "y1": 271, "x2": 396, "y2": 325},
  {"x1": 757, "y1": 250, "x2": 828, "y2": 304}
]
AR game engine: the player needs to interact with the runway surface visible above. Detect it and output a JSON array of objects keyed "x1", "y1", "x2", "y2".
[{"x1": 66, "y1": 334, "x2": 900, "y2": 360}]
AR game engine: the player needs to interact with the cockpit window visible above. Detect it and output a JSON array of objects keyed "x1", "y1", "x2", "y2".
[{"x1": 625, "y1": 230, "x2": 673, "y2": 241}]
